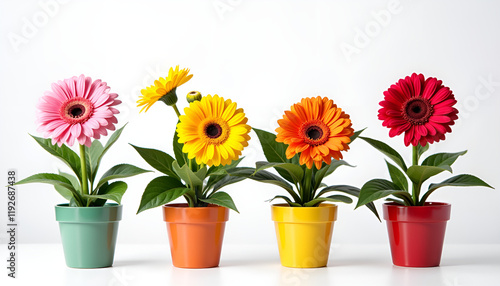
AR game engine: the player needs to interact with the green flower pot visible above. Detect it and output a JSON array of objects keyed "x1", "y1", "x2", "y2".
[{"x1": 55, "y1": 203, "x2": 122, "y2": 268}]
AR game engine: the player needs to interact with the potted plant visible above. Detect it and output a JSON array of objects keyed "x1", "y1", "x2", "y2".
[
  {"x1": 16, "y1": 75, "x2": 149, "y2": 268},
  {"x1": 355, "y1": 73, "x2": 493, "y2": 267},
  {"x1": 132, "y1": 66, "x2": 252, "y2": 268},
  {"x1": 228, "y1": 96, "x2": 377, "y2": 268}
]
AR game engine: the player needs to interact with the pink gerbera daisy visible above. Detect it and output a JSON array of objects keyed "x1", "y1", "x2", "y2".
[
  {"x1": 37, "y1": 75, "x2": 121, "y2": 147},
  {"x1": 378, "y1": 73, "x2": 459, "y2": 146}
]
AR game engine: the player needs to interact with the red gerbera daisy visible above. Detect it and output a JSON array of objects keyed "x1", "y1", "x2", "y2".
[{"x1": 378, "y1": 73, "x2": 458, "y2": 146}]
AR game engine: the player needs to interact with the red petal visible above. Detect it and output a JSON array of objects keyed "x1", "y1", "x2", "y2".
[
  {"x1": 422, "y1": 77, "x2": 438, "y2": 99},
  {"x1": 430, "y1": 115, "x2": 451, "y2": 123}
]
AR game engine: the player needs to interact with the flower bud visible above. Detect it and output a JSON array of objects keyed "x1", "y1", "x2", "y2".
[{"x1": 186, "y1": 91, "x2": 202, "y2": 103}]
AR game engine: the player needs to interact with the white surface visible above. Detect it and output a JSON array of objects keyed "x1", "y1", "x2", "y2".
[
  {"x1": 0, "y1": 0, "x2": 499, "y2": 245},
  {"x1": 1, "y1": 244, "x2": 499, "y2": 286}
]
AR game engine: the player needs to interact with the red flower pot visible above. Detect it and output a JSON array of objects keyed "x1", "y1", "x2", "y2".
[{"x1": 383, "y1": 202, "x2": 451, "y2": 267}]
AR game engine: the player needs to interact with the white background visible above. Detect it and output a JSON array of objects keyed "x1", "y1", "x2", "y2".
[{"x1": 0, "y1": 0, "x2": 499, "y2": 247}]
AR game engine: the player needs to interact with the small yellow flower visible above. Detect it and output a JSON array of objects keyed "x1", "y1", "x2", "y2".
[
  {"x1": 137, "y1": 66, "x2": 193, "y2": 112},
  {"x1": 176, "y1": 94, "x2": 251, "y2": 166}
]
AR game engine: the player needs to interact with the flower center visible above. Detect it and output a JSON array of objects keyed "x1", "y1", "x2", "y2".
[
  {"x1": 300, "y1": 120, "x2": 330, "y2": 146},
  {"x1": 59, "y1": 97, "x2": 94, "y2": 124},
  {"x1": 69, "y1": 104, "x2": 85, "y2": 118},
  {"x1": 403, "y1": 97, "x2": 433, "y2": 125},
  {"x1": 199, "y1": 118, "x2": 230, "y2": 145},
  {"x1": 206, "y1": 123, "x2": 222, "y2": 139},
  {"x1": 306, "y1": 126, "x2": 323, "y2": 140}
]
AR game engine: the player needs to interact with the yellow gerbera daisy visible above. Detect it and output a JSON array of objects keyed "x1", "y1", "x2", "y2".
[
  {"x1": 137, "y1": 65, "x2": 193, "y2": 112},
  {"x1": 177, "y1": 94, "x2": 251, "y2": 166}
]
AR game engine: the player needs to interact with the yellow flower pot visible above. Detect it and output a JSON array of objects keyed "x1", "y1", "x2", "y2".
[{"x1": 271, "y1": 203, "x2": 337, "y2": 268}]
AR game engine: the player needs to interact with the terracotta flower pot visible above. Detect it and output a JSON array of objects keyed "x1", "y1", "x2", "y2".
[
  {"x1": 55, "y1": 203, "x2": 122, "y2": 268},
  {"x1": 271, "y1": 203, "x2": 337, "y2": 268},
  {"x1": 162, "y1": 203, "x2": 229, "y2": 268},
  {"x1": 383, "y1": 202, "x2": 451, "y2": 267}
]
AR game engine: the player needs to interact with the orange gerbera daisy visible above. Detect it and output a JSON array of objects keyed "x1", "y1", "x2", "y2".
[{"x1": 276, "y1": 96, "x2": 354, "y2": 169}]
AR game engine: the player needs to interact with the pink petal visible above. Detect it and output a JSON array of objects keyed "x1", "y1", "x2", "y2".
[
  {"x1": 70, "y1": 124, "x2": 82, "y2": 138},
  {"x1": 76, "y1": 75, "x2": 86, "y2": 98}
]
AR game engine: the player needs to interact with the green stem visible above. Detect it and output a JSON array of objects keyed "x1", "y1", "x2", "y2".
[
  {"x1": 79, "y1": 144, "x2": 89, "y2": 196},
  {"x1": 303, "y1": 167, "x2": 313, "y2": 205},
  {"x1": 172, "y1": 104, "x2": 181, "y2": 118},
  {"x1": 411, "y1": 145, "x2": 419, "y2": 205}
]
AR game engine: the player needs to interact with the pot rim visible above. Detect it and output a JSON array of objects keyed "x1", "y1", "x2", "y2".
[
  {"x1": 163, "y1": 203, "x2": 225, "y2": 209},
  {"x1": 55, "y1": 203, "x2": 122, "y2": 208},
  {"x1": 271, "y1": 203, "x2": 338, "y2": 209},
  {"x1": 271, "y1": 203, "x2": 338, "y2": 223},
  {"x1": 383, "y1": 202, "x2": 450, "y2": 208},
  {"x1": 163, "y1": 203, "x2": 229, "y2": 223},
  {"x1": 383, "y1": 201, "x2": 451, "y2": 222},
  {"x1": 55, "y1": 203, "x2": 123, "y2": 223}
]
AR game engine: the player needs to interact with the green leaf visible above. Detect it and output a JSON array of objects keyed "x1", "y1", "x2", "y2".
[
  {"x1": 54, "y1": 171, "x2": 81, "y2": 201},
  {"x1": 356, "y1": 179, "x2": 412, "y2": 209},
  {"x1": 267, "y1": 195, "x2": 302, "y2": 207},
  {"x1": 58, "y1": 171, "x2": 81, "y2": 192},
  {"x1": 386, "y1": 160, "x2": 408, "y2": 191},
  {"x1": 406, "y1": 165, "x2": 448, "y2": 187},
  {"x1": 85, "y1": 140, "x2": 104, "y2": 184},
  {"x1": 227, "y1": 167, "x2": 301, "y2": 203},
  {"x1": 420, "y1": 174, "x2": 494, "y2": 204},
  {"x1": 173, "y1": 129, "x2": 187, "y2": 167},
  {"x1": 385, "y1": 198, "x2": 405, "y2": 205},
  {"x1": 316, "y1": 184, "x2": 381, "y2": 220},
  {"x1": 304, "y1": 195, "x2": 353, "y2": 207},
  {"x1": 416, "y1": 143, "x2": 429, "y2": 162},
  {"x1": 172, "y1": 161, "x2": 204, "y2": 188},
  {"x1": 315, "y1": 185, "x2": 360, "y2": 198},
  {"x1": 17, "y1": 173, "x2": 76, "y2": 191},
  {"x1": 96, "y1": 164, "x2": 151, "y2": 189},
  {"x1": 255, "y1": 161, "x2": 304, "y2": 183},
  {"x1": 88, "y1": 124, "x2": 127, "y2": 184},
  {"x1": 212, "y1": 175, "x2": 246, "y2": 193},
  {"x1": 85, "y1": 181, "x2": 128, "y2": 204},
  {"x1": 200, "y1": 191, "x2": 239, "y2": 212},
  {"x1": 205, "y1": 159, "x2": 245, "y2": 191},
  {"x1": 53, "y1": 184, "x2": 74, "y2": 201},
  {"x1": 30, "y1": 135, "x2": 83, "y2": 182},
  {"x1": 207, "y1": 157, "x2": 243, "y2": 176},
  {"x1": 348, "y1": 128, "x2": 366, "y2": 145},
  {"x1": 360, "y1": 137, "x2": 408, "y2": 171},
  {"x1": 313, "y1": 160, "x2": 354, "y2": 190},
  {"x1": 195, "y1": 166, "x2": 208, "y2": 182},
  {"x1": 253, "y1": 128, "x2": 299, "y2": 183},
  {"x1": 16, "y1": 173, "x2": 85, "y2": 206},
  {"x1": 137, "y1": 176, "x2": 188, "y2": 213},
  {"x1": 130, "y1": 144, "x2": 180, "y2": 179},
  {"x1": 421, "y1": 150, "x2": 467, "y2": 172}
]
